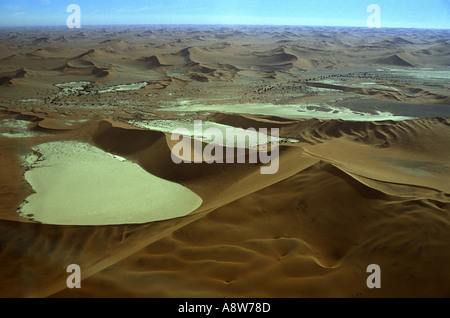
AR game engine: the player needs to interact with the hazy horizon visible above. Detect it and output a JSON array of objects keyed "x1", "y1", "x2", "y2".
[{"x1": 1, "y1": 23, "x2": 450, "y2": 31}]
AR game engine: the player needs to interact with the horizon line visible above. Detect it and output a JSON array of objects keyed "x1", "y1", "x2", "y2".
[{"x1": 0, "y1": 23, "x2": 449, "y2": 31}]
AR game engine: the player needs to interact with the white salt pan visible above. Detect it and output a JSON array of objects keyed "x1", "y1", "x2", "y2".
[
  {"x1": 127, "y1": 119, "x2": 299, "y2": 147},
  {"x1": 0, "y1": 118, "x2": 49, "y2": 138},
  {"x1": 19, "y1": 141, "x2": 202, "y2": 225},
  {"x1": 161, "y1": 102, "x2": 414, "y2": 122}
]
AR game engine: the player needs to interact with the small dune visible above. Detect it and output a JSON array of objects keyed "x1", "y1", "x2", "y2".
[{"x1": 375, "y1": 54, "x2": 414, "y2": 67}]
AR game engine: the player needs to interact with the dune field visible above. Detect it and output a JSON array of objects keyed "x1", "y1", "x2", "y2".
[{"x1": 0, "y1": 25, "x2": 449, "y2": 298}]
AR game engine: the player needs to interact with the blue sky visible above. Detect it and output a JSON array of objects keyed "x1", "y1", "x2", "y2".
[{"x1": 0, "y1": 0, "x2": 449, "y2": 29}]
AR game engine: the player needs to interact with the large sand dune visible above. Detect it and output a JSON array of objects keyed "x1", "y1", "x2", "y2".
[{"x1": 0, "y1": 25, "x2": 449, "y2": 298}]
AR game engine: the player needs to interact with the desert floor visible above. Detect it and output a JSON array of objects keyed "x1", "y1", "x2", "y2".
[{"x1": 0, "y1": 25, "x2": 449, "y2": 297}]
